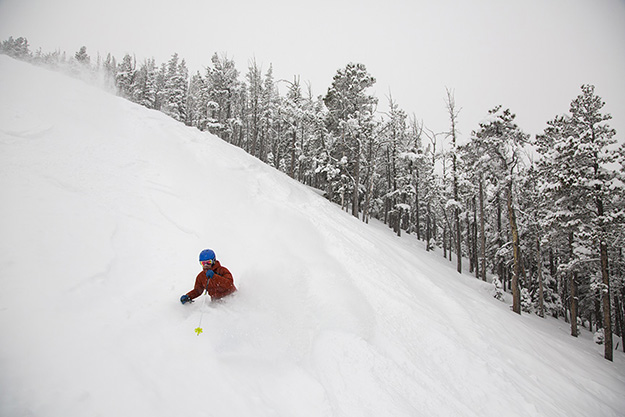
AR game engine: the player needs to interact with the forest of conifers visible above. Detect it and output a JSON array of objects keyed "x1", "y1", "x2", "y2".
[{"x1": 2, "y1": 37, "x2": 624, "y2": 361}]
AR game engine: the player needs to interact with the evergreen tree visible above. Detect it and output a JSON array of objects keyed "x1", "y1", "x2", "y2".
[
  {"x1": 74, "y1": 46, "x2": 90, "y2": 65},
  {"x1": 262, "y1": 65, "x2": 281, "y2": 168},
  {"x1": 161, "y1": 54, "x2": 188, "y2": 122},
  {"x1": 537, "y1": 85, "x2": 621, "y2": 360},
  {"x1": 306, "y1": 95, "x2": 331, "y2": 192},
  {"x1": 445, "y1": 88, "x2": 462, "y2": 273},
  {"x1": 282, "y1": 76, "x2": 314, "y2": 180},
  {"x1": 102, "y1": 53, "x2": 117, "y2": 91},
  {"x1": 246, "y1": 59, "x2": 264, "y2": 158},
  {"x1": 205, "y1": 53, "x2": 241, "y2": 142},
  {"x1": 422, "y1": 128, "x2": 445, "y2": 252},
  {"x1": 380, "y1": 95, "x2": 410, "y2": 233},
  {"x1": 130, "y1": 58, "x2": 157, "y2": 109},
  {"x1": 0, "y1": 36, "x2": 30, "y2": 59},
  {"x1": 324, "y1": 63, "x2": 378, "y2": 217},
  {"x1": 395, "y1": 115, "x2": 429, "y2": 239},
  {"x1": 153, "y1": 62, "x2": 167, "y2": 111},
  {"x1": 116, "y1": 54, "x2": 136, "y2": 99},
  {"x1": 473, "y1": 106, "x2": 529, "y2": 314},
  {"x1": 297, "y1": 83, "x2": 321, "y2": 185},
  {"x1": 187, "y1": 71, "x2": 208, "y2": 130},
  {"x1": 459, "y1": 131, "x2": 489, "y2": 280}
]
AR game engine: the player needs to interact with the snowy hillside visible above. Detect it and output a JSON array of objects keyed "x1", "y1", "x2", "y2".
[{"x1": 1, "y1": 55, "x2": 624, "y2": 417}]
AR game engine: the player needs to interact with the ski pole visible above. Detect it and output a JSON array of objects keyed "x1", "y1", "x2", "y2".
[{"x1": 194, "y1": 289, "x2": 209, "y2": 335}]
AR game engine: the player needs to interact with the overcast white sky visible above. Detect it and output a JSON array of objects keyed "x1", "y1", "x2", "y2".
[{"x1": 1, "y1": 0, "x2": 624, "y2": 142}]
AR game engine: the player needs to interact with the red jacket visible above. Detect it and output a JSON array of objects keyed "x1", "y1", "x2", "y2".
[{"x1": 186, "y1": 261, "x2": 237, "y2": 301}]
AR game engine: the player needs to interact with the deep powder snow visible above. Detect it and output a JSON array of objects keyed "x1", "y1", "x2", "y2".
[{"x1": 1, "y1": 56, "x2": 624, "y2": 417}]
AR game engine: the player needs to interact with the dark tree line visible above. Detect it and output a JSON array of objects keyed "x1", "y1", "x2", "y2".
[{"x1": 3, "y1": 37, "x2": 624, "y2": 361}]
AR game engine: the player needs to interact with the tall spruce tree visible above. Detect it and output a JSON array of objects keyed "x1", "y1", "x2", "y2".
[
  {"x1": 206, "y1": 53, "x2": 241, "y2": 142},
  {"x1": 458, "y1": 130, "x2": 489, "y2": 281},
  {"x1": 74, "y1": 46, "x2": 90, "y2": 66},
  {"x1": 474, "y1": 106, "x2": 529, "y2": 314},
  {"x1": 381, "y1": 95, "x2": 409, "y2": 234},
  {"x1": 262, "y1": 65, "x2": 282, "y2": 168},
  {"x1": 0, "y1": 36, "x2": 30, "y2": 58},
  {"x1": 324, "y1": 63, "x2": 377, "y2": 218},
  {"x1": 537, "y1": 85, "x2": 621, "y2": 360},
  {"x1": 132, "y1": 58, "x2": 157, "y2": 109},
  {"x1": 116, "y1": 54, "x2": 135, "y2": 99},
  {"x1": 161, "y1": 54, "x2": 188, "y2": 122},
  {"x1": 246, "y1": 59, "x2": 264, "y2": 158},
  {"x1": 445, "y1": 88, "x2": 462, "y2": 273},
  {"x1": 187, "y1": 71, "x2": 208, "y2": 130}
]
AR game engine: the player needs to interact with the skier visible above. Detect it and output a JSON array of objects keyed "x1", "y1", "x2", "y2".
[{"x1": 180, "y1": 249, "x2": 237, "y2": 304}]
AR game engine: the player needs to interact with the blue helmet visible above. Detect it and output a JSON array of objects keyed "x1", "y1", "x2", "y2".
[{"x1": 199, "y1": 249, "x2": 216, "y2": 262}]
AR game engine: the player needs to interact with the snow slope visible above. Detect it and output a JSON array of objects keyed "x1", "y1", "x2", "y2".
[{"x1": 1, "y1": 55, "x2": 624, "y2": 417}]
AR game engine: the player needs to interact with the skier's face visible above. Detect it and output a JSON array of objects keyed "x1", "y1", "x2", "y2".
[{"x1": 200, "y1": 260, "x2": 214, "y2": 271}]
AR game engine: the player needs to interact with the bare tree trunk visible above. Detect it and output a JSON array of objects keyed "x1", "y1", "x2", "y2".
[
  {"x1": 570, "y1": 272, "x2": 579, "y2": 337},
  {"x1": 506, "y1": 184, "x2": 521, "y2": 315},
  {"x1": 536, "y1": 236, "x2": 545, "y2": 318},
  {"x1": 449, "y1": 234, "x2": 453, "y2": 262},
  {"x1": 600, "y1": 240, "x2": 613, "y2": 360},
  {"x1": 426, "y1": 202, "x2": 432, "y2": 251},
  {"x1": 352, "y1": 136, "x2": 360, "y2": 218},
  {"x1": 566, "y1": 232, "x2": 578, "y2": 336},
  {"x1": 446, "y1": 88, "x2": 462, "y2": 273},
  {"x1": 466, "y1": 207, "x2": 474, "y2": 275},
  {"x1": 289, "y1": 130, "x2": 296, "y2": 178},
  {"x1": 472, "y1": 197, "x2": 478, "y2": 279},
  {"x1": 455, "y1": 213, "x2": 461, "y2": 272},
  {"x1": 363, "y1": 168, "x2": 373, "y2": 224},
  {"x1": 479, "y1": 179, "x2": 486, "y2": 281},
  {"x1": 415, "y1": 169, "x2": 421, "y2": 240},
  {"x1": 616, "y1": 287, "x2": 625, "y2": 352},
  {"x1": 496, "y1": 193, "x2": 504, "y2": 288},
  {"x1": 614, "y1": 294, "x2": 624, "y2": 353},
  {"x1": 595, "y1": 297, "x2": 603, "y2": 330}
]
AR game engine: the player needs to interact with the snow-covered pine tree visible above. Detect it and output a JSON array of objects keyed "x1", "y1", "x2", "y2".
[
  {"x1": 297, "y1": 83, "x2": 321, "y2": 186},
  {"x1": 102, "y1": 53, "x2": 117, "y2": 92},
  {"x1": 458, "y1": 134, "x2": 489, "y2": 281},
  {"x1": 186, "y1": 71, "x2": 208, "y2": 130},
  {"x1": 537, "y1": 85, "x2": 621, "y2": 361},
  {"x1": 445, "y1": 88, "x2": 462, "y2": 273},
  {"x1": 205, "y1": 53, "x2": 241, "y2": 143},
  {"x1": 400, "y1": 116, "x2": 427, "y2": 240},
  {"x1": 306, "y1": 95, "x2": 332, "y2": 193},
  {"x1": 262, "y1": 65, "x2": 283, "y2": 168},
  {"x1": 116, "y1": 54, "x2": 135, "y2": 99},
  {"x1": 74, "y1": 46, "x2": 90, "y2": 66},
  {"x1": 473, "y1": 106, "x2": 529, "y2": 314},
  {"x1": 0, "y1": 36, "x2": 30, "y2": 59},
  {"x1": 518, "y1": 163, "x2": 550, "y2": 317},
  {"x1": 131, "y1": 58, "x2": 157, "y2": 109},
  {"x1": 282, "y1": 76, "x2": 305, "y2": 179},
  {"x1": 161, "y1": 54, "x2": 188, "y2": 123},
  {"x1": 380, "y1": 95, "x2": 414, "y2": 236},
  {"x1": 324, "y1": 63, "x2": 378, "y2": 218},
  {"x1": 422, "y1": 127, "x2": 445, "y2": 252},
  {"x1": 246, "y1": 59, "x2": 264, "y2": 158},
  {"x1": 153, "y1": 62, "x2": 167, "y2": 111}
]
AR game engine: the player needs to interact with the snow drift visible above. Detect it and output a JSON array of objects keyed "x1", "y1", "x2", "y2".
[{"x1": 0, "y1": 55, "x2": 624, "y2": 417}]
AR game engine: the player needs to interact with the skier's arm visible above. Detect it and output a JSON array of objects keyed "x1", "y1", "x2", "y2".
[{"x1": 186, "y1": 274, "x2": 206, "y2": 300}]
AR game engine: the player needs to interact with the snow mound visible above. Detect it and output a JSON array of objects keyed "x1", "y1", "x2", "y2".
[{"x1": 1, "y1": 56, "x2": 624, "y2": 417}]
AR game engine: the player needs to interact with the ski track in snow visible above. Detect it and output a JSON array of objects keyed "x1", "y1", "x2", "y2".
[{"x1": 1, "y1": 56, "x2": 624, "y2": 417}]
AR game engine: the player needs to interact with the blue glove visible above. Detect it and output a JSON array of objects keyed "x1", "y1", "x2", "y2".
[
  {"x1": 180, "y1": 294, "x2": 192, "y2": 304},
  {"x1": 205, "y1": 270, "x2": 215, "y2": 279}
]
